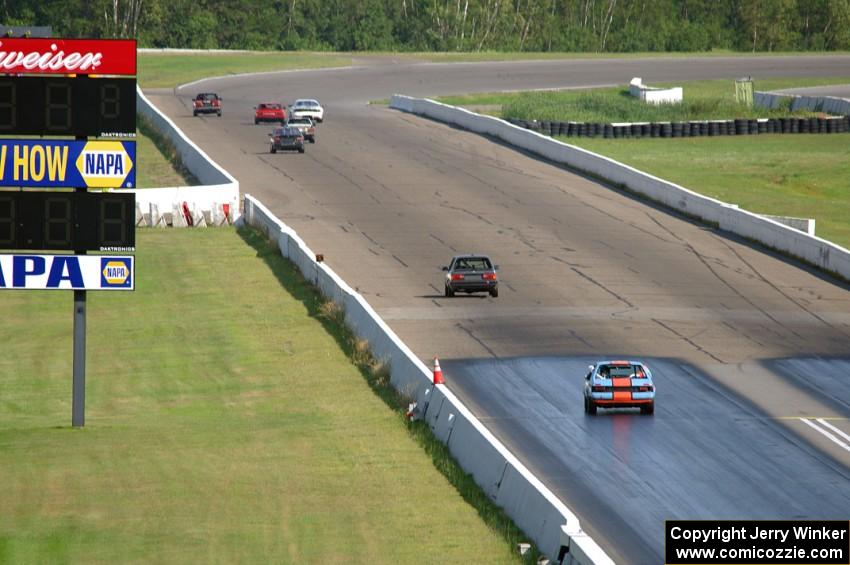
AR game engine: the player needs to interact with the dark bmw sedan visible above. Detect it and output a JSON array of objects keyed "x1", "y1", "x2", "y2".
[
  {"x1": 442, "y1": 255, "x2": 499, "y2": 297},
  {"x1": 269, "y1": 127, "x2": 305, "y2": 154}
]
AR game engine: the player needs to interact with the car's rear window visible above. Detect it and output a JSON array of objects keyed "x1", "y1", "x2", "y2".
[
  {"x1": 198, "y1": 93, "x2": 217, "y2": 100},
  {"x1": 454, "y1": 257, "x2": 492, "y2": 271},
  {"x1": 598, "y1": 364, "x2": 645, "y2": 378},
  {"x1": 261, "y1": 103, "x2": 281, "y2": 109}
]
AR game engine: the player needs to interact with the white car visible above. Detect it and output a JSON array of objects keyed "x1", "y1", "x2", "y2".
[{"x1": 289, "y1": 99, "x2": 324, "y2": 123}]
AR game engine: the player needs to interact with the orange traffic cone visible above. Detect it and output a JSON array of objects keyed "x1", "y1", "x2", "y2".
[{"x1": 433, "y1": 357, "x2": 445, "y2": 385}]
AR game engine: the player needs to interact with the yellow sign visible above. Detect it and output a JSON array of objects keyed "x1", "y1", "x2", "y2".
[
  {"x1": 75, "y1": 141, "x2": 134, "y2": 189},
  {"x1": 102, "y1": 260, "x2": 130, "y2": 285}
]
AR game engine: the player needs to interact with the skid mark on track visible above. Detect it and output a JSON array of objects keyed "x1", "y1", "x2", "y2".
[
  {"x1": 570, "y1": 329, "x2": 594, "y2": 349},
  {"x1": 721, "y1": 321, "x2": 766, "y2": 348},
  {"x1": 550, "y1": 255, "x2": 586, "y2": 268},
  {"x1": 653, "y1": 319, "x2": 725, "y2": 363},
  {"x1": 439, "y1": 203, "x2": 495, "y2": 225},
  {"x1": 430, "y1": 233, "x2": 457, "y2": 252},
  {"x1": 392, "y1": 254, "x2": 409, "y2": 268},
  {"x1": 570, "y1": 267, "x2": 634, "y2": 308},
  {"x1": 361, "y1": 231, "x2": 382, "y2": 247},
  {"x1": 711, "y1": 233, "x2": 847, "y2": 334},
  {"x1": 499, "y1": 226, "x2": 541, "y2": 252},
  {"x1": 647, "y1": 213, "x2": 806, "y2": 340},
  {"x1": 258, "y1": 156, "x2": 297, "y2": 182},
  {"x1": 455, "y1": 322, "x2": 499, "y2": 358}
]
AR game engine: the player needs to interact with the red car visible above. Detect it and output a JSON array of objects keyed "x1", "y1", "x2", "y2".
[
  {"x1": 193, "y1": 93, "x2": 221, "y2": 117},
  {"x1": 254, "y1": 103, "x2": 287, "y2": 124}
]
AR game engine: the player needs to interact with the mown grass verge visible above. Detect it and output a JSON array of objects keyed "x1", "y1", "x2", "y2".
[
  {"x1": 438, "y1": 77, "x2": 850, "y2": 122},
  {"x1": 0, "y1": 227, "x2": 528, "y2": 564},
  {"x1": 138, "y1": 51, "x2": 353, "y2": 88},
  {"x1": 135, "y1": 114, "x2": 198, "y2": 189},
  {"x1": 566, "y1": 133, "x2": 850, "y2": 249},
  {"x1": 244, "y1": 227, "x2": 542, "y2": 563}
]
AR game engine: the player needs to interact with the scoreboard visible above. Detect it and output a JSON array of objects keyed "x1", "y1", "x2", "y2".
[
  {"x1": 0, "y1": 37, "x2": 136, "y2": 254},
  {"x1": 0, "y1": 191, "x2": 135, "y2": 251},
  {"x1": 0, "y1": 76, "x2": 136, "y2": 137}
]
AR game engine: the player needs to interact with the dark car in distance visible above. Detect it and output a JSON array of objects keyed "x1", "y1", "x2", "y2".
[
  {"x1": 443, "y1": 255, "x2": 499, "y2": 297},
  {"x1": 269, "y1": 126, "x2": 305, "y2": 154},
  {"x1": 193, "y1": 92, "x2": 221, "y2": 116}
]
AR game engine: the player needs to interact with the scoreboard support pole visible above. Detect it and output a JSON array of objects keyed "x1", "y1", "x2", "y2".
[
  {"x1": 72, "y1": 288, "x2": 86, "y2": 427},
  {"x1": 71, "y1": 179, "x2": 87, "y2": 428}
]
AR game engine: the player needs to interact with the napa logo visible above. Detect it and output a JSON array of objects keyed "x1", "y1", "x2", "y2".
[
  {"x1": 76, "y1": 141, "x2": 134, "y2": 188},
  {"x1": 101, "y1": 258, "x2": 132, "y2": 288}
]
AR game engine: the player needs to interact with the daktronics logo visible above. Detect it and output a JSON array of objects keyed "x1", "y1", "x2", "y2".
[{"x1": 0, "y1": 38, "x2": 136, "y2": 76}]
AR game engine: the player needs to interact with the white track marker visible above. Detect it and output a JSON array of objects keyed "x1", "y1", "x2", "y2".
[{"x1": 799, "y1": 418, "x2": 850, "y2": 453}]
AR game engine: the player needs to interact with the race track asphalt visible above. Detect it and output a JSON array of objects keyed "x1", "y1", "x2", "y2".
[{"x1": 146, "y1": 55, "x2": 850, "y2": 564}]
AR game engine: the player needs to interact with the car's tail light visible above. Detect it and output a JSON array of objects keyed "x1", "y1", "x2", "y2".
[
  {"x1": 450, "y1": 274, "x2": 464, "y2": 281},
  {"x1": 273, "y1": 136, "x2": 280, "y2": 142},
  {"x1": 482, "y1": 272, "x2": 497, "y2": 281},
  {"x1": 213, "y1": 100, "x2": 220, "y2": 107},
  {"x1": 591, "y1": 385, "x2": 610, "y2": 392},
  {"x1": 635, "y1": 385, "x2": 653, "y2": 392}
]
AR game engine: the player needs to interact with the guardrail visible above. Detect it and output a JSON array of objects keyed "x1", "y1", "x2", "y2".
[
  {"x1": 120, "y1": 86, "x2": 240, "y2": 226},
  {"x1": 389, "y1": 94, "x2": 850, "y2": 281},
  {"x1": 243, "y1": 195, "x2": 613, "y2": 565}
]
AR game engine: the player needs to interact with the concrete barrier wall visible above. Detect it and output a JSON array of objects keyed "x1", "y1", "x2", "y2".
[
  {"x1": 123, "y1": 86, "x2": 240, "y2": 223},
  {"x1": 390, "y1": 94, "x2": 850, "y2": 281},
  {"x1": 243, "y1": 194, "x2": 613, "y2": 565},
  {"x1": 629, "y1": 78, "x2": 683, "y2": 105},
  {"x1": 755, "y1": 91, "x2": 850, "y2": 115}
]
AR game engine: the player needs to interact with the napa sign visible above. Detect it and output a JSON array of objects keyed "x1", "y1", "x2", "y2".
[
  {"x1": 0, "y1": 140, "x2": 135, "y2": 188},
  {"x1": 0, "y1": 254, "x2": 134, "y2": 290}
]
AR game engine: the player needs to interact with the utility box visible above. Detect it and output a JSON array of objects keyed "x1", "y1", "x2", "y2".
[{"x1": 736, "y1": 77, "x2": 754, "y2": 107}]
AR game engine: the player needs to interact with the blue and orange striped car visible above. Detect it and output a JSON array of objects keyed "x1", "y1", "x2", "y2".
[{"x1": 583, "y1": 360, "x2": 656, "y2": 415}]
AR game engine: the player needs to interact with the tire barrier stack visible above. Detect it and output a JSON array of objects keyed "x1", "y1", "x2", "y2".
[
  {"x1": 244, "y1": 194, "x2": 613, "y2": 565},
  {"x1": 505, "y1": 115, "x2": 850, "y2": 139},
  {"x1": 390, "y1": 94, "x2": 850, "y2": 282}
]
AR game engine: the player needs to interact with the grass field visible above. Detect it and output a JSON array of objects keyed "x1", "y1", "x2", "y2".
[
  {"x1": 436, "y1": 77, "x2": 850, "y2": 250},
  {"x1": 437, "y1": 77, "x2": 850, "y2": 121},
  {"x1": 568, "y1": 134, "x2": 850, "y2": 249},
  {"x1": 138, "y1": 51, "x2": 352, "y2": 88},
  {"x1": 135, "y1": 130, "x2": 192, "y2": 188},
  {"x1": 0, "y1": 228, "x2": 525, "y2": 564}
]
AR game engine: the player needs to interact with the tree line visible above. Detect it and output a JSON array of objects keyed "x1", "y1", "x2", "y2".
[{"x1": 3, "y1": 0, "x2": 850, "y2": 53}]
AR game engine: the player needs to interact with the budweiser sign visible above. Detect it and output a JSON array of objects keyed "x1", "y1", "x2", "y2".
[{"x1": 0, "y1": 38, "x2": 136, "y2": 76}]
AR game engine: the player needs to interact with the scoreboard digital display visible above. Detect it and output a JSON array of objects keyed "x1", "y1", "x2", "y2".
[
  {"x1": 0, "y1": 191, "x2": 135, "y2": 251},
  {"x1": 0, "y1": 76, "x2": 136, "y2": 137}
]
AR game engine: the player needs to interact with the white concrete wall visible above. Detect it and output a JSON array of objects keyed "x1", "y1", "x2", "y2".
[
  {"x1": 243, "y1": 194, "x2": 613, "y2": 565},
  {"x1": 755, "y1": 91, "x2": 850, "y2": 115},
  {"x1": 629, "y1": 77, "x2": 683, "y2": 105},
  {"x1": 122, "y1": 86, "x2": 240, "y2": 225},
  {"x1": 390, "y1": 94, "x2": 850, "y2": 281}
]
